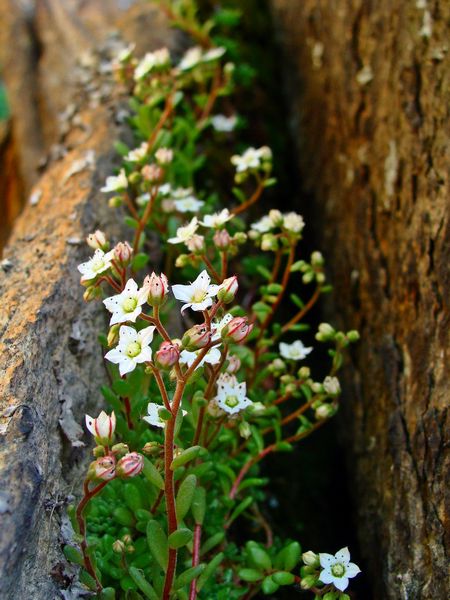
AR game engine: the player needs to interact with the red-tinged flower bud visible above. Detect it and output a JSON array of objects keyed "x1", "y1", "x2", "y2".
[
  {"x1": 116, "y1": 452, "x2": 144, "y2": 478},
  {"x1": 182, "y1": 323, "x2": 212, "y2": 351},
  {"x1": 88, "y1": 456, "x2": 116, "y2": 481},
  {"x1": 86, "y1": 230, "x2": 108, "y2": 250},
  {"x1": 222, "y1": 317, "x2": 253, "y2": 343},
  {"x1": 143, "y1": 272, "x2": 169, "y2": 306},
  {"x1": 113, "y1": 241, "x2": 133, "y2": 265},
  {"x1": 185, "y1": 234, "x2": 205, "y2": 253},
  {"x1": 217, "y1": 276, "x2": 238, "y2": 304},
  {"x1": 213, "y1": 229, "x2": 231, "y2": 249},
  {"x1": 226, "y1": 354, "x2": 241, "y2": 373},
  {"x1": 142, "y1": 164, "x2": 163, "y2": 182},
  {"x1": 155, "y1": 341, "x2": 180, "y2": 368},
  {"x1": 85, "y1": 411, "x2": 116, "y2": 445}
]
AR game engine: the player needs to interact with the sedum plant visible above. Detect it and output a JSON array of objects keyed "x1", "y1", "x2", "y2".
[{"x1": 66, "y1": 1, "x2": 361, "y2": 599}]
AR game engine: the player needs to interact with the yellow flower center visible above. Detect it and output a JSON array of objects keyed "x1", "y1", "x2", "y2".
[
  {"x1": 225, "y1": 395, "x2": 239, "y2": 408},
  {"x1": 126, "y1": 342, "x2": 141, "y2": 358},
  {"x1": 331, "y1": 563, "x2": 345, "y2": 578},
  {"x1": 192, "y1": 289, "x2": 207, "y2": 303},
  {"x1": 122, "y1": 297, "x2": 138, "y2": 313}
]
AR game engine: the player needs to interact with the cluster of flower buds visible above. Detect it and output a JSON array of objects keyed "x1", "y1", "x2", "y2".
[{"x1": 315, "y1": 323, "x2": 360, "y2": 345}]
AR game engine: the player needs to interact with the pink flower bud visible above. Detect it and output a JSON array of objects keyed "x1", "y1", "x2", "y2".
[
  {"x1": 213, "y1": 229, "x2": 231, "y2": 249},
  {"x1": 85, "y1": 411, "x2": 116, "y2": 445},
  {"x1": 185, "y1": 234, "x2": 205, "y2": 253},
  {"x1": 113, "y1": 241, "x2": 133, "y2": 265},
  {"x1": 116, "y1": 452, "x2": 144, "y2": 478},
  {"x1": 217, "y1": 276, "x2": 238, "y2": 303},
  {"x1": 88, "y1": 456, "x2": 116, "y2": 481},
  {"x1": 226, "y1": 354, "x2": 241, "y2": 373},
  {"x1": 155, "y1": 147, "x2": 173, "y2": 164},
  {"x1": 142, "y1": 164, "x2": 163, "y2": 182},
  {"x1": 182, "y1": 323, "x2": 212, "y2": 350},
  {"x1": 86, "y1": 230, "x2": 108, "y2": 250},
  {"x1": 222, "y1": 316, "x2": 253, "y2": 343},
  {"x1": 155, "y1": 341, "x2": 180, "y2": 368},
  {"x1": 143, "y1": 272, "x2": 169, "y2": 306}
]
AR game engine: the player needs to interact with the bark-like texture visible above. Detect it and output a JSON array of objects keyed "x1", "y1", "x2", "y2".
[
  {"x1": 0, "y1": 3, "x2": 175, "y2": 598},
  {"x1": 270, "y1": 2, "x2": 449, "y2": 599}
]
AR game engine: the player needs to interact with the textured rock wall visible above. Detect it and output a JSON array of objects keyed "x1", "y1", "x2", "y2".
[
  {"x1": 270, "y1": 1, "x2": 449, "y2": 599},
  {"x1": 0, "y1": 2, "x2": 175, "y2": 597}
]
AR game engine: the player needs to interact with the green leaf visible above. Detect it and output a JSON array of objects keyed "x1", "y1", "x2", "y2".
[
  {"x1": 246, "y1": 541, "x2": 271, "y2": 571},
  {"x1": 227, "y1": 496, "x2": 253, "y2": 526},
  {"x1": 282, "y1": 541, "x2": 301, "y2": 571},
  {"x1": 168, "y1": 528, "x2": 193, "y2": 549},
  {"x1": 79, "y1": 569, "x2": 97, "y2": 591},
  {"x1": 191, "y1": 487, "x2": 206, "y2": 525},
  {"x1": 176, "y1": 474, "x2": 197, "y2": 521},
  {"x1": 200, "y1": 531, "x2": 225, "y2": 556},
  {"x1": 63, "y1": 545, "x2": 83, "y2": 565},
  {"x1": 238, "y1": 568, "x2": 263, "y2": 582},
  {"x1": 112, "y1": 379, "x2": 130, "y2": 397},
  {"x1": 100, "y1": 588, "x2": 116, "y2": 600},
  {"x1": 146, "y1": 520, "x2": 168, "y2": 571},
  {"x1": 124, "y1": 216, "x2": 140, "y2": 229},
  {"x1": 131, "y1": 253, "x2": 149, "y2": 271},
  {"x1": 113, "y1": 507, "x2": 135, "y2": 527},
  {"x1": 123, "y1": 483, "x2": 144, "y2": 512},
  {"x1": 128, "y1": 567, "x2": 159, "y2": 600},
  {"x1": 262, "y1": 575, "x2": 279, "y2": 595},
  {"x1": 272, "y1": 571, "x2": 295, "y2": 585},
  {"x1": 170, "y1": 446, "x2": 202, "y2": 470},
  {"x1": 290, "y1": 293, "x2": 304, "y2": 309},
  {"x1": 256, "y1": 266, "x2": 272, "y2": 281},
  {"x1": 174, "y1": 564, "x2": 206, "y2": 589},
  {"x1": 197, "y1": 552, "x2": 224, "y2": 591},
  {"x1": 142, "y1": 457, "x2": 164, "y2": 490}
]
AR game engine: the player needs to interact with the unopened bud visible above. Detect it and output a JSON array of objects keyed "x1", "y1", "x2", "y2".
[
  {"x1": 142, "y1": 164, "x2": 163, "y2": 182},
  {"x1": 142, "y1": 441, "x2": 161, "y2": 456},
  {"x1": 217, "y1": 276, "x2": 238, "y2": 303},
  {"x1": 222, "y1": 317, "x2": 253, "y2": 343},
  {"x1": 128, "y1": 172, "x2": 141, "y2": 186},
  {"x1": 213, "y1": 229, "x2": 231, "y2": 249},
  {"x1": 155, "y1": 341, "x2": 180, "y2": 368},
  {"x1": 143, "y1": 272, "x2": 169, "y2": 306},
  {"x1": 226, "y1": 354, "x2": 241, "y2": 373},
  {"x1": 316, "y1": 322, "x2": 335, "y2": 341},
  {"x1": 175, "y1": 254, "x2": 190, "y2": 268},
  {"x1": 233, "y1": 232, "x2": 247, "y2": 244},
  {"x1": 261, "y1": 233, "x2": 278, "y2": 252},
  {"x1": 186, "y1": 234, "x2": 205, "y2": 253},
  {"x1": 109, "y1": 196, "x2": 123, "y2": 208},
  {"x1": 323, "y1": 376, "x2": 341, "y2": 395},
  {"x1": 107, "y1": 324, "x2": 120, "y2": 347},
  {"x1": 311, "y1": 251, "x2": 324, "y2": 266},
  {"x1": 111, "y1": 443, "x2": 129, "y2": 457},
  {"x1": 122, "y1": 534, "x2": 133, "y2": 545},
  {"x1": 92, "y1": 445, "x2": 105, "y2": 457},
  {"x1": 239, "y1": 421, "x2": 251, "y2": 439},
  {"x1": 85, "y1": 411, "x2": 116, "y2": 445},
  {"x1": 83, "y1": 286, "x2": 102, "y2": 302},
  {"x1": 347, "y1": 329, "x2": 360, "y2": 342},
  {"x1": 155, "y1": 147, "x2": 173, "y2": 164},
  {"x1": 116, "y1": 452, "x2": 144, "y2": 478},
  {"x1": 86, "y1": 230, "x2": 108, "y2": 250},
  {"x1": 269, "y1": 209, "x2": 283, "y2": 226},
  {"x1": 113, "y1": 241, "x2": 133, "y2": 265},
  {"x1": 297, "y1": 366, "x2": 311, "y2": 379},
  {"x1": 113, "y1": 540, "x2": 126, "y2": 553},
  {"x1": 182, "y1": 324, "x2": 212, "y2": 350},
  {"x1": 270, "y1": 358, "x2": 286, "y2": 374},
  {"x1": 302, "y1": 551, "x2": 319, "y2": 567},
  {"x1": 300, "y1": 575, "x2": 318, "y2": 590},
  {"x1": 88, "y1": 456, "x2": 116, "y2": 481},
  {"x1": 315, "y1": 404, "x2": 335, "y2": 420}
]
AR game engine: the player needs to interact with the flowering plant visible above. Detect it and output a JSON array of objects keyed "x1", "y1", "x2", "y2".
[{"x1": 66, "y1": 2, "x2": 361, "y2": 599}]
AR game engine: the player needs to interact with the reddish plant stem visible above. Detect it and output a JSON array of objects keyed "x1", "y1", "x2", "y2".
[
  {"x1": 123, "y1": 192, "x2": 139, "y2": 220},
  {"x1": 200, "y1": 254, "x2": 221, "y2": 282},
  {"x1": 76, "y1": 480, "x2": 109, "y2": 591},
  {"x1": 280, "y1": 286, "x2": 321, "y2": 335},
  {"x1": 123, "y1": 396, "x2": 134, "y2": 429},
  {"x1": 189, "y1": 523, "x2": 202, "y2": 600},
  {"x1": 159, "y1": 3, "x2": 212, "y2": 47},
  {"x1": 231, "y1": 180, "x2": 265, "y2": 216},
  {"x1": 229, "y1": 445, "x2": 274, "y2": 500},
  {"x1": 198, "y1": 66, "x2": 222, "y2": 124},
  {"x1": 220, "y1": 251, "x2": 228, "y2": 280},
  {"x1": 132, "y1": 187, "x2": 158, "y2": 254},
  {"x1": 147, "y1": 93, "x2": 175, "y2": 149},
  {"x1": 149, "y1": 363, "x2": 173, "y2": 413}
]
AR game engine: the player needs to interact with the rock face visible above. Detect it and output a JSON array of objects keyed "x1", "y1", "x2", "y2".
[
  {"x1": 270, "y1": 1, "x2": 449, "y2": 599},
  {"x1": 0, "y1": 3, "x2": 174, "y2": 598}
]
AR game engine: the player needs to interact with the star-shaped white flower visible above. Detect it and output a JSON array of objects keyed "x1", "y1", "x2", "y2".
[
  {"x1": 211, "y1": 114, "x2": 237, "y2": 132},
  {"x1": 282, "y1": 212, "x2": 305, "y2": 233},
  {"x1": 100, "y1": 169, "x2": 128, "y2": 193},
  {"x1": 125, "y1": 142, "x2": 149, "y2": 162},
  {"x1": 78, "y1": 248, "x2": 115, "y2": 282},
  {"x1": 251, "y1": 215, "x2": 275, "y2": 233},
  {"x1": 231, "y1": 147, "x2": 261, "y2": 172},
  {"x1": 319, "y1": 547, "x2": 361, "y2": 592},
  {"x1": 214, "y1": 373, "x2": 253, "y2": 415},
  {"x1": 134, "y1": 48, "x2": 170, "y2": 80},
  {"x1": 179, "y1": 346, "x2": 222, "y2": 370},
  {"x1": 143, "y1": 402, "x2": 187, "y2": 428},
  {"x1": 173, "y1": 196, "x2": 204, "y2": 213},
  {"x1": 178, "y1": 46, "x2": 203, "y2": 71},
  {"x1": 172, "y1": 270, "x2": 220, "y2": 313},
  {"x1": 211, "y1": 313, "x2": 233, "y2": 341},
  {"x1": 279, "y1": 340, "x2": 313, "y2": 361},
  {"x1": 105, "y1": 325, "x2": 155, "y2": 376},
  {"x1": 200, "y1": 209, "x2": 232, "y2": 229},
  {"x1": 168, "y1": 217, "x2": 199, "y2": 244},
  {"x1": 103, "y1": 279, "x2": 148, "y2": 325}
]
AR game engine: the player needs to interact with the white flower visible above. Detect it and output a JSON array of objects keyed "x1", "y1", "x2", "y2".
[
  {"x1": 178, "y1": 46, "x2": 203, "y2": 71},
  {"x1": 202, "y1": 46, "x2": 226, "y2": 62},
  {"x1": 103, "y1": 279, "x2": 148, "y2": 325},
  {"x1": 125, "y1": 142, "x2": 148, "y2": 162},
  {"x1": 279, "y1": 340, "x2": 313, "y2": 361},
  {"x1": 105, "y1": 325, "x2": 155, "y2": 376},
  {"x1": 155, "y1": 147, "x2": 173, "y2": 164},
  {"x1": 143, "y1": 403, "x2": 187, "y2": 428},
  {"x1": 214, "y1": 373, "x2": 252, "y2": 415},
  {"x1": 180, "y1": 346, "x2": 222, "y2": 369},
  {"x1": 200, "y1": 208, "x2": 232, "y2": 229},
  {"x1": 136, "y1": 192, "x2": 151, "y2": 206},
  {"x1": 283, "y1": 212, "x2": 305, "y2": 233},
  {"x1": 231, "y1": 147, "x2": 261, "y2": 172},
  {"x1": 168, "y1": 217, "x2": 199, "y2": 244},
  {"x1": 172, "y1": 270, "x2": 219, "y2": 313},
  {"x1": 211, "y1": 313, "x2": 233, "y2": 341},
  {"x1": 319, "y1": 547, "x2": 361, "y2": 592},
  {"x1": 211, "y1": 114, "x2": 237, "y2": 132},
  {"x1": 117, "y1": 43, "x2": 135, "y2": 63},
  {"x1": 173, "y1": 196, "x2": 204, "y2": 213},
  {"x1": 101, "y1": 169, "x2": 128, "y2": 193},
  {"x1": 323, "y1": 376, "x2": 341, "y2": 395},
  {"x1": 251, "y1": 215, "x2": 275, "y2": 234},
  {"x1": 78, "y1": 248, "x2": 115, "y2": 282},
  {"x1": 158, "y1": 183, "x2": 172, "y2": 196},
  {"x1": 134, "y1": 48, "x2": 170, "y2": 80},
  {"x1": 85, "y1": 411, "x2": 116, "y2": 444}
]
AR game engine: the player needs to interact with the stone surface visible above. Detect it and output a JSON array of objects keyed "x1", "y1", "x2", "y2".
[
  {"x1": 270, "y1": 1, "x2": 449, "y2": 599},
  {"x1": 0, "y1": 2, "x2": 175, "y2": 598}
]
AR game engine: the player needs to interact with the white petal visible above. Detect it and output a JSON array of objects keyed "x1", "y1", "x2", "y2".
[
  {"x1": 104, "y1": 348, "x2": 123, "y2": 364},
  {"x1": 135, "y1": 347, "x2": 152, "y2": 363},
  {"x1": 335, "y1": 547, "x2": 351, "y2": 565},
  {"x1": 138, "y1": 326, "x2": 156, "y2": 347},
  {"x1": 119, "y1": 326, "x2": 138, "y2": 344},
  {"x1": 191, "y1": 298, "x2": 213, "y2": 312},
  {"x1": 172, "y1": 284, "x2": 192, "y2": 302},
  {"x1": 119, "y1": 357, "x2": 136, "y2": 376},
  {"x1": 346, "y1": 563, "x2": 361, "y2": 578},
  {"x1": 103, "y1": 295, "x2": 122, "y2": 312},
  {"x1": 85, "y1": 414, "x2": 95, "y2": 435},
  {"x1": 124, "y1": 279, "x2": 139, "y2": 293},
  {"x1": 319, "y1": 553, "x2": 335, "y2": 568},
  {"x1": 110, "y1": 311, "x2": 129, "y2": 326},
  {"x1": 334, "y1": 577, "x2": 349, "y2": 592},
  {"x1": 195, "y1": 270, "x2": 211, "y2": 287},
  {"x1": 318, "y1": 569, "x2": 334, "y2": 585},
  {"x1": 207, "y1": 284, "x2": 220, "y2": 296},
  {"x1": 127, "y1": 307, "x2": 142, "y2": 323},
  {"x1": 205, "y1": 347, "x2": 221, "y2": 364}
]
